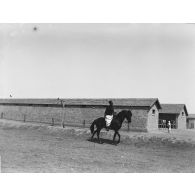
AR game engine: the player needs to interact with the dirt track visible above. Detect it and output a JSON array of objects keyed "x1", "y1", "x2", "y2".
[{"x1": 0, "y1": 120, "x2": 195, "y2": 172}]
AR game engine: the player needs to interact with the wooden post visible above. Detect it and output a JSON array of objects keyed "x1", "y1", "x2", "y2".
[
  {"x1": 128, "y1": 122, "x2": 129, "y2": 131},
  {"x1": 62, "y1": 103, "x2": 65, "y2": 128},
  {"x1": 62, "y1": 101, "x2": 66, "y2": 128},
  {"x1": 52, "y1": 118, "x2": 54, "y2": 126},
  {"x1": 1, "y1": 112, "x2": 3, "y2": 119},
  {"x1": 57, "y1": 98, "x2": 66, "y2": 128},
  {"x1": 83, "y1": 120, "x2": 85, "y2": 127},
  {"x1": 23, "y1": 114, "x2": 26, "y2": 122}
]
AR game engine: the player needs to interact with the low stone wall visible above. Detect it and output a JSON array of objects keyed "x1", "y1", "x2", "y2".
[{"x1": 0, "y1": 105, "x2": 148, "y2": 131}]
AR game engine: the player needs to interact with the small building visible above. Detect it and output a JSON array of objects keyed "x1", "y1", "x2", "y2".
[
  {"x1": 159, "y1": 104, "x2": 188, "y2": 130},
  {"x1": 187, "y1": 114, "x2": 195, "y2": 129}
]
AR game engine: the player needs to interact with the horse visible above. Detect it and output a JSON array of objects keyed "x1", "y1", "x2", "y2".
[{"x1": 90, "y1": 110, "x2": 132, "y2": 144}]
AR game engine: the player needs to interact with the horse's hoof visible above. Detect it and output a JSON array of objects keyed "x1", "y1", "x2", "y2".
[{"x1": 98, "y1": 139, "x2": 103, "y2": 144}]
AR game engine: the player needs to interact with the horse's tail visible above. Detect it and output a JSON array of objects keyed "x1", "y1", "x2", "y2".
[{"x1": 90, "y1": 120, "x2": 96, "y2": 134}]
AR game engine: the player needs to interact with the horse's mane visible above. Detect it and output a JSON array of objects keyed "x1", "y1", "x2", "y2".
[
  {"x1": 115, "y1": 110, "x2": 130, "y2": 120},
  {"x1": 116, "y1": 110, "x2": 128, "y2": 117}
]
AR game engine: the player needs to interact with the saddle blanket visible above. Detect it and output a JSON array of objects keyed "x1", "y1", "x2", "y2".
[{"x1": 105, "y1": 115, "x2": 113, "y2": 127}]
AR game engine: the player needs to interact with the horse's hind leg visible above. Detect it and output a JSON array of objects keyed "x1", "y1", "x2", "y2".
[
  {"x1": 116, "y1": 132, "x2": 120, "y2": 144},
  {"x1": 113, "y1": 132, "x2": 117, "y2": 143},
  {"x1": 91, "y1": 130, "x2": 97, "y2": 140}
]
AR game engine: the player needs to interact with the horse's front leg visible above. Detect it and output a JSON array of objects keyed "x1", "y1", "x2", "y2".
[{"x1": 116, "y1": 132, "x2": 120, "y2": 144}]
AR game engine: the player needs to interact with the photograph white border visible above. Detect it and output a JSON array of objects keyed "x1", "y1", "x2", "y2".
[{"x1": 0, "y1": 0, "x2": 195, "y2": 195}]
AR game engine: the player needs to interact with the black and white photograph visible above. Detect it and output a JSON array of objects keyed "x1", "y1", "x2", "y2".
[{"x1": 0, "y1": 23, "x2": 195, "y2": 173}]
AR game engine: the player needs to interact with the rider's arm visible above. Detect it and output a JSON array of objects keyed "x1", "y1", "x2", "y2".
[{"x1": 104, "y1": 106, "x2": 108, "y2": 117}]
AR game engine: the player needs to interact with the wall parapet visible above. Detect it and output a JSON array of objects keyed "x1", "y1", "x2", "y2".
[{"x1": 0, "y1": 102, "x2": 150, "y2": 110}]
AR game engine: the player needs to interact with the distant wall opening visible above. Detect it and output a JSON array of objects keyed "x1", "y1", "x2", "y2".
[{"x1": 159, "y1": 113, "x2": 177, "y2": 129}]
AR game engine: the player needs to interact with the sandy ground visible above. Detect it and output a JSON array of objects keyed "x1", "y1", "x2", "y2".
[{"x1": 0, "y1": 119, "x2": 195, "y2": 172}]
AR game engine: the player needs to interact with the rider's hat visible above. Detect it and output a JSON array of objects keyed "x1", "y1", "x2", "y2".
[{"x1": 109, "y1": 100, "x2": 113, "y2": 105}]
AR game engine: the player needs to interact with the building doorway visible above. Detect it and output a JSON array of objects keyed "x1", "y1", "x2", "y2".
[{"x1": 159, "y1": 113, "x2": 177, "y2": 129}]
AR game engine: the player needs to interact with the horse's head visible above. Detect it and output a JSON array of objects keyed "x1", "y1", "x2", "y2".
[{"x1": 125, "y1": 110, "x2": 132, "y2": 123}]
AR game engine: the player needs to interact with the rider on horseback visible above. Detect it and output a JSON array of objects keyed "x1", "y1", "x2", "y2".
[{"x1": 104, "y1": 100, "x2": 114, "y2": 131}]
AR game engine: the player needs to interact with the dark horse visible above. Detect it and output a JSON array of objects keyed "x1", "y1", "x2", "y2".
[{"x1": 90, "y1": 110, "x2": 132, "y2": 144}]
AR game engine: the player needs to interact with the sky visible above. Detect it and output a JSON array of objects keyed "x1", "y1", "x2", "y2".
[{"x1": 0, "y1": 23, "x2": 195, "y2": 112}]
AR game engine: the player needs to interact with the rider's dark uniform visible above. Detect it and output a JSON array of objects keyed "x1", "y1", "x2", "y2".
[
  {"x1": 104, "y1": 105, "x2": 114, "y2": 116},
  {"x1": 104, "y1": 101, "x2": 114, "y2": 131}
]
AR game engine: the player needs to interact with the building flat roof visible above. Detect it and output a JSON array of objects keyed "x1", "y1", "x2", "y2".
[{"x1": 0, "y1": 98, "x2": 161, "y2": 109}]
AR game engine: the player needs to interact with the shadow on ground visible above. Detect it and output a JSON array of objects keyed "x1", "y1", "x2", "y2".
[{"x1": 87, "y1": 138, "x2": 118, "y2": 145}]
